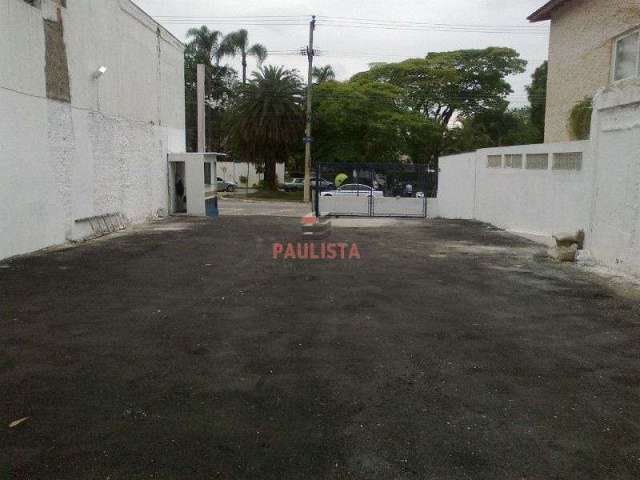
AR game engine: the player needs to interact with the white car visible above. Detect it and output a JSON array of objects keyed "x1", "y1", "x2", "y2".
[{"x1": 321, "y1": 184, "x2": 384, "y2": 197}]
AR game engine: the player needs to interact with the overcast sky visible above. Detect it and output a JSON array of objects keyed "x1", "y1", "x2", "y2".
[{"x1": 136, "y1": 0, "x2": 550, "y2": 107}]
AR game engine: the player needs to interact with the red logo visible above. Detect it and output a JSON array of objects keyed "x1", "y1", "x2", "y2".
[{"x1": 272, "y1": 242, "x2": 361, "y2": 260}]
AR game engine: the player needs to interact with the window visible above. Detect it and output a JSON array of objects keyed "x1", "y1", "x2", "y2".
[
  {"x1": 613, "y1": 30, "x2": 640, "y2": 82},
  {"x1": 487, "y1": 155, "x2": 502, "y2": 168},
  {"x1": 553, "y1": 152, "x2": 583, "y2": 171},
  {"x1": 526, "y1": 153, "x2": 549, "y2": 170},
  {"x1": 504, "y1": 154, "x2": 523, "y2": 169}
]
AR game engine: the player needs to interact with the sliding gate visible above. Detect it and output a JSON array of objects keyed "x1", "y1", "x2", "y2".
[{"x1": 315, "y1": 163, "x2": 435, "y2": 218}]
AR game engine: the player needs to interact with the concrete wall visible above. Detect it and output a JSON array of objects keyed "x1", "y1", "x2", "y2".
[
  {"x1": 216, "y1": 161, "x2": 286, "y2": 187},
  {"x1": 439, "y1": 141, "x2": 592, "y2": 242},
  {"x1": 439, "y1": 78, "x2": 640, "y2": 276},
  {"x1": 437, "y1": 152, "x2": 477, "y2": 220},
  {"x1": 544, "y1": 0, "x2": 640, "y2": 142},
  {"x1": 587, "y1": 79, "x2": 640, "y2": 274},
  {"x1": 0, "y1": 0, "x2": 185, "y2": 259}
]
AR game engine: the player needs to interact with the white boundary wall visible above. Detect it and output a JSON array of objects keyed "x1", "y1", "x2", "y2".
[
  {"x1": 587, "y1": 80, "x2": 640, "y2": 275},
  {"x1": 216, "y1": 161, "x2": 286, "y2": 187},
  {"x1": 439, "y1": 141, "x2": 592, "y2": 243},
  {"x1": 0, "y1": 0, "x2": 185, "y2": 259},
  {"x1": 438, "y1": 78, "x2": 640, "y2": 276}
]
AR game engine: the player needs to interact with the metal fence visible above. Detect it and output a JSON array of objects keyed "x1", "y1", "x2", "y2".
[{"x1": 313, "y1": 163, "x2": 436, "y2": 218}]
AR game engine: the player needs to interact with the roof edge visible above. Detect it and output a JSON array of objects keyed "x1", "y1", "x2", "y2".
[{"x1": 528, "y1": 0, "x2": 572, "y2": 22}]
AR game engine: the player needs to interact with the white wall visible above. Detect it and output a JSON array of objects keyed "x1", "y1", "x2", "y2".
[
  {"x1": 587, "y1": 79, "x2": 640, "y2": 275},
  {"x1": 216, "y1": 161, "x2": 286, "y2": 187},
  {"x1": 0, "y1": 0, "x2": 185, "y2": 259},
  {"x1": 475, "y1": 142, "x2": 592, "y2": 239},
  {"x1": 438, "y1": 79, "x2": 640, "y2": 277},
  {"x1": 438, "y1": 141, "x2": 592, "y2": 241},
  {"x1": 437, "y1": 152, "x2": 477, "y2": 220}
]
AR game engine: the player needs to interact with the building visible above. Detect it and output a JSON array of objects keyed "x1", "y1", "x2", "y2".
[
  {"x1": 0, "y1": 0, "x2": 186, "y2": 260},
  {"x1": 528, "y1": 0, "x2": 640, "y2": 142}
]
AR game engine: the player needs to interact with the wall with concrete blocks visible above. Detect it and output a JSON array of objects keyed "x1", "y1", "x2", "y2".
[
  {"x1": 438, "y1": 78, "x2": 640, "y2": 276},
  {"x1": 0, "y1": 0, "x2": 185, "y2": 260},
  {"x1": 438, "y1": 141, "x2": 592, "y2": 243}
]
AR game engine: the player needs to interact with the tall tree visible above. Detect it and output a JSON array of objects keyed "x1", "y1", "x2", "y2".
[
  {"x1": 312, "y1": 65, "x2": 336, "y2": 84},
  {"x1": 352, "y1": 47, "x2": 527, "y2": 167},
  {"x1": 313, "y1": 79, "x2": 439, "y2": 164},
  {"x1": 225, "y1": 66, "x2": 303, "y2": 189},
  {"x1": 185, "y1": 26, "x2": 222, "y2": 65},
  {"x1": 183, "y1": 29, "x2": 239, "y2": 152},
  {"x1": 219, "y1": 29, "x2": 268, "y2": 84},
  {"x1": 444, "y1": 107, "x2": 540, "y2": 155},
  {"x1": 526, "y1": 61, "x2": 548, "y2": 141}
]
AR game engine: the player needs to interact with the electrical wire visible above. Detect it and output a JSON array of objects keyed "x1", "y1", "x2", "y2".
[{"x1": 151, "y1": 14, "x2": 549, "y2": 36}]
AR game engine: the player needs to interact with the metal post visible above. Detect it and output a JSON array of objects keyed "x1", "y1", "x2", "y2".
[
  {"x1": 303, "y1": 16, "x2": 316, "y2": 204},
  {"x1": 315, "y1": 163, "x2": 321, "y2": 218}
]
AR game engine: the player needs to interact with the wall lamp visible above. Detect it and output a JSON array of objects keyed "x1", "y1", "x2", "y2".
[{"x1": 93, "y1": 66, "x2": 108, "y2": 79}]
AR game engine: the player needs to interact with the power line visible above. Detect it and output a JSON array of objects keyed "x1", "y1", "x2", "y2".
[
  {"x1": 316, "y1": 15, "x2": 546, "y2": 29},
  {"x1": 152, "y1": 14, "x2": 549, "y2": 35}
]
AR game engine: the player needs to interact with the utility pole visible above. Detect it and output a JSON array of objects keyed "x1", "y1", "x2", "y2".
[{"x1": 303, "y1": 15, "x2": 316, "y2": 204}]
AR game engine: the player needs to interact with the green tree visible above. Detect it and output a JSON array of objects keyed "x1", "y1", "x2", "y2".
[
  {"x1": 219, "y1": 29, "x2": 268, "y2": 84},
  {"x1": 225, "y1": 66, "x2": 303, "y2": 189},
  {"x1": 527, "y1": 61, "x2": 547, "y2": 141},
  {"x1": 353, "y1": 48, "x2": 527, "y2": 165},
  {"x1": 312, "y1": 65, "x2": 336, "y2": 84},
  {"x1": 444, "y1": 107, "x2": 539, "y2": 155},
  {"x1": 185, "y1": 26, "x2": 222, "y2": 65},
  {"x1": 312, "y1": 79, "x2": 440, "y2": 164},
  {"x1": 184, "y1": 29, "x2": 239, "y2": 153}
]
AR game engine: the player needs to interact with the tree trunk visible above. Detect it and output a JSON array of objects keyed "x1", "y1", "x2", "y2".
[
  {"x1": 242, "y1": 53, "x2": 247, "y2": 84},
  {"x1": 263, "y1": 158, "x2": 278, "y2": 191}
]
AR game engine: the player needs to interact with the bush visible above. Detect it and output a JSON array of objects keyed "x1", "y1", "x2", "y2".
[
  {"x1": 239, "y1": 176, "x2": 248, "y2": 185},
  {"x1": 569, "y1": 97, "x2": 593, "y2": 140}
]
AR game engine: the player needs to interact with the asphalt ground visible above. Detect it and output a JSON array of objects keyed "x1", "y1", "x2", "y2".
[{"x1": 2, "y1": 216, "x2": 640, "y2": 479}]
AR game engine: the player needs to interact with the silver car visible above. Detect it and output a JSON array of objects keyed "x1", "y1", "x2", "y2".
[
  {"x1": 216, "y1": 177, "x2": 238, "y2": 192},
  {"x1": 320, "y1": 184, "x2": 384, "y2": 197}
]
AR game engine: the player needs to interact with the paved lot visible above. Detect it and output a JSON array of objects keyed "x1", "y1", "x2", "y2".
[
  {"x1": 2, "y1": 216, "x2": 640, "y2": 479},
  {"x1": 218, "y1": 197, "x2": 310, "y2": 217}
]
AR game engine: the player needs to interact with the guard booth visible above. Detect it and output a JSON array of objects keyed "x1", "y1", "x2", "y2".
[{"x1": 168, "y1": 153, "x2": 226, "y2": 217}]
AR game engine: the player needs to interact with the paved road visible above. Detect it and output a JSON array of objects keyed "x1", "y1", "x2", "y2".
[
  {"x1": 2, "y1": 217, "x2": 640, "y2": 479},
  {"x1": 219, "y1": 197, "x2": 310, "y2": 217}
]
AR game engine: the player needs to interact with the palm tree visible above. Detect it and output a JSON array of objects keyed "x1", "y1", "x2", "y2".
[
  {"x1": 185, "y1": 26, "x2": 223, "y2": 65},
  {"x1": 219, "y1": 29, "x2": 268, "y2": 84},
  {"x1": 312, "y1": 65, "x2": 336, "y2": 84},
  {"x1": 226, "y1": 66, "x2": 303, "y2": 189}
]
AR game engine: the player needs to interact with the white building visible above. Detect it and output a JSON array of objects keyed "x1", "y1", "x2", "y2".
[{"x1": 0, "y1": 0, "x2": 186, "y2": 260}]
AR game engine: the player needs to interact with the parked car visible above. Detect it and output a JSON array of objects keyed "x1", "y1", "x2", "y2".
[
  {"x1": 216, "y1": 177, "x2": 237, "y2": 192},
  {"x1": 283, "y1": 178, "x2": 305, "y2": 192},
  {"x1": 311, "y1": 177, "x2": 334, "y2": 191},
  {"x1": 320, "y1": 184, "x2": 384, "y2": 197}
]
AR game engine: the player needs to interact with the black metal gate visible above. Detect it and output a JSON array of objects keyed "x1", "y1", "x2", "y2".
[{"x1": 313, "y1": 163, "x2": 436, "y2": 218}]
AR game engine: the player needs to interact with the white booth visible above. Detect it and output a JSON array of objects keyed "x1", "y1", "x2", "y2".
[{"x1": 168, "y1": 153, "x2": 226, "y2": 217}]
